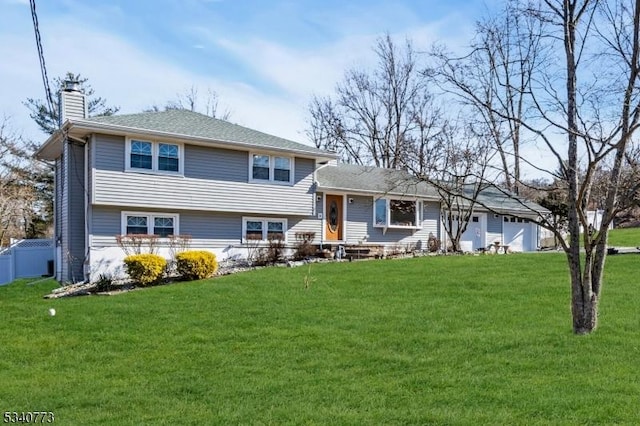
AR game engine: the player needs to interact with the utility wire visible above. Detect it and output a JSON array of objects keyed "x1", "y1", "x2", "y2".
[{"x1": 29, "y1": 0, "x2": 56, "y2": 126}]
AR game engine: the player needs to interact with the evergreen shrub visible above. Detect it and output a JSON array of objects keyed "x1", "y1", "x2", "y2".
[
  {"x1": 176, "y1": 250, "x2": 218, "y2": 281},
  {"x1": 123, "y1": 253, "x2": 166, "y2": 286}
]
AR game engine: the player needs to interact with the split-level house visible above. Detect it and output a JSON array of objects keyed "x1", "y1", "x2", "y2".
[{"x1": 36, "y1": 83, "x2": 546, "y2": 283}]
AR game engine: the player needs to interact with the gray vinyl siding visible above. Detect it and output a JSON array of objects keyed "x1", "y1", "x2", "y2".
[
  {"x1": 344, "y1": 195, "x2": 440, "y2": 248},
  {"x1": 92, "y1": 135, "x2": 316, "y2": 216},
  {"x1": 91, "y1": 206, "x2": 121, "y2": 237},
  {"x1": 185, "y1": 144, "x2": 248, "y2": 181},
  {"x1": 67, "y1": 143, "x2": 86, "y2": 282},
  {"x1": 93, "y1": 134, "x2": 124, "y2": 171},
  {"x1": 90, "y1": 206, "x2": 320, "y2": 247},
  {"x1": 59, "y1": 152, "x2": 67, "y2": 281},
  {"x1": 55, "y1": 158, "x2": 62, "y2": 242},
  {"x1": 57, "y1": 142, "x2": 86, "y2": 283},
  {"x1": 180, "y1": 211, "x2": 241, "y2": 240}
]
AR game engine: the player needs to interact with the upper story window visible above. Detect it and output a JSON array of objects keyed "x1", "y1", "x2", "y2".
[
  {"x1": 126, "y1": 138, "x2": 183, "y2": 175},
  {"x1": 374, "y1": 198, "x2": 423, "y2": 228},
  {"x1": 131, "y1": 141, "x2": 152, "y2": 169},
  {"x1": 158, "y1": 143, "x2": 179, "y2": 172},
  {"x1": 250, "y1": 153, "x2": 294, "y2": 184}
]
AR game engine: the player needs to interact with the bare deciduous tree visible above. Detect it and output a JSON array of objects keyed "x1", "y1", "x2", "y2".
[
  {"x1": 429, "y1": 2, "x2": 543, "y2": 194},
  {"x1": 433, "y1": 0, "x2": 640, "y2": 334},
  {"x1": 152, "y1": 85, "x2": 232, "y2": 120},
  {"x1": 416, "y1": 121, "x2": 496, "y2": 252},
  {"x1": 307, "y1": 33, "x2": 443, "y2": 168}
]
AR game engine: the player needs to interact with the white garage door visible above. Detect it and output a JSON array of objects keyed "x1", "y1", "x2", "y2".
[{"x1": 503, "y1": 218, "x2": 534, "y2": 252}]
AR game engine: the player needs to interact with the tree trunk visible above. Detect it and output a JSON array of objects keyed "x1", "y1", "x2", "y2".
[
  {"x1": 567, "y1": 248, "x2": 598, "y2": 334},
  {"x1": 562, "y1": 1, "x2": 597, "y2": 334}
]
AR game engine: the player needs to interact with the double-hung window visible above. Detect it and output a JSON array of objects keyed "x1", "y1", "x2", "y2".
[
  {"x1": 250, "y1": 153, "x2": 293, "y2": 184},
  {"x1": 242, "y1": 217, "x2": 287, "y2": 241},
  {"x1": 127, "y1": 139, "x2": 182, "y2": 174},
  {"x1": 374, "y1": 198, "x2": 423, "y2": 228},
  {"x1": 158, "y1": 143, "x2": 179, "y2": 172},
  {"x1": 126, "y1": 216, "x2": 148, "y2": 234},
  {"x1": 130, "y1": 140, "x2": 152, "y2": 170},
  {"x1": 122, "y1": 212, "x2": 179, "y2": 237}
]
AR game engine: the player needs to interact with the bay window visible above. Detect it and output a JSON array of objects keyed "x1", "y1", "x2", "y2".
[{"x1": 374, "y1": 198, "x2": 423, "y2": 228}]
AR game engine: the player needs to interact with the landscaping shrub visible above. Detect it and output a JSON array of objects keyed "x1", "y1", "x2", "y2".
[
  {"x1": 94, "y1": 273, "x2": 115, "y2": 293},
  {"x1": 123, "y1": 253, "x2": 166, "y2": 286},
  {"x1": 294, "y1": 232, "x2": 317, "y2": 260},
  {"x1": 266, "y1": 234, "x2": 285, "y2": 263},
  {"x1": 176, "y1": 250, "x2": 218, "y2": 281}
]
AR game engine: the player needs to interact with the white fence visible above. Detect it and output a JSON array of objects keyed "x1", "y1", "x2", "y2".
[{"x1": 0, "y1": 239, "x2": 54, "y2": 286}]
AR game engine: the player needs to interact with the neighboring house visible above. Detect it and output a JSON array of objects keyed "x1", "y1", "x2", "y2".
[
  {"x1": 37, "y1": 83, "x2": 548, "y2": 283},
  {"x1": 583, "y1": 210, "x2": 614, "y2": 232}
]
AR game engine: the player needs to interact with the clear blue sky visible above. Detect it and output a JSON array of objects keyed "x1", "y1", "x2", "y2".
[{"x1": 0, "y1": 0, "x2": 500, "y2": 145}]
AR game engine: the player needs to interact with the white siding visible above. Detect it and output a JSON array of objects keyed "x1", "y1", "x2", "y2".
[
  {"x1": 93, "y1": 169, "x2": 315, "y2": 215},
  {"x1": 59, "y1": 90, "x2": 86, "y2": 123}
]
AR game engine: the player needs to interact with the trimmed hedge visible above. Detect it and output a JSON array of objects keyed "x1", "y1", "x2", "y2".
[
  {"x1": 176, "y1": 250, "x2": 218, "y2": 281},
  {"x1": 123, "y1": 253, "x2": 166, "y2": 286}
]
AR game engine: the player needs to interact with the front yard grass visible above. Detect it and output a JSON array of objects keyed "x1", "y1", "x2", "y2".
[
  {"x1": 607, "y1": 226, "x2": 640, "y2": 247},
  {"x1": 1, "y1": 253, "x2": 639, "y2": 424}
]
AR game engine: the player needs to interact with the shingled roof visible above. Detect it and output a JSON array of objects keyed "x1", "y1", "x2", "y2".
[
  {"x1": 84, "y1": 109, "x2": 333, "y2": 157},
  {"x1": 316, "y1": 163, "x2": 440, "y2": 199},
  {"x1": 317, "y1": 163, "x2": 548, "y2": 215}
]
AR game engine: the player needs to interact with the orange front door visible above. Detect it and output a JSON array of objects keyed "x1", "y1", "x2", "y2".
[{"x1": 325, "y1": 195, "x2": 343, "y2": 241}]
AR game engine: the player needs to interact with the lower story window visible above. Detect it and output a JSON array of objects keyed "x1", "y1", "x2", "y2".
[
  {"x1": 243, "y1": 217, "x2": 287, "y2": 241},
  {"x1": 245, "y1": 220, "x2": 263, "y2": 240},
  {"x1": 122, "y1": 212, "x2": 179, "y2": 237},
  {"x1": 154, "y1": 217, "x2": 175, "y2": 237},
  {"x1": 374, "y1": 198, "x2": 422, "y2": 228},
  {"x1": 267, "y1": 221, "x2": 284, "y2": 239},
  {"x1": 126, "y1": 216, "x2": 148, "y2": 235},
  {"x1": 389, "y1": 200, "x2": 417, "y2": 227}
]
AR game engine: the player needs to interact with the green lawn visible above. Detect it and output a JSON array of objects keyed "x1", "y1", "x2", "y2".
[
  {"x1": 2, "y1": 254, "x2": 640, "y2": 424},
  {"x1": 607, "y1": 226, "x2": 640, "y2": 247}
]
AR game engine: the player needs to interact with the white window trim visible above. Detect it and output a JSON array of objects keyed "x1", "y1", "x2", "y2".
[
  {"x1": 248, "y1": 152, "x2": 295, "y2": 185},
  {"x1": 373, "y1": 198, "x2": 423, "y2": 230},
  {"x1": 121, "y1": 211, "x2": 180, "y2": 236},
  {"x1": 242, "y1": 216, "x2": 288, "y2": 242},
  {"x1": 125, "y1": 138, "x2": 184, "y2": 176}
]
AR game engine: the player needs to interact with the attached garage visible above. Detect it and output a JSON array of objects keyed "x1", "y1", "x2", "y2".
[{"x1": 503, "y1": 217, "x2": 537, "y2": 252}]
